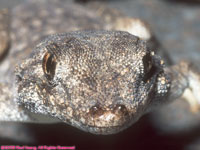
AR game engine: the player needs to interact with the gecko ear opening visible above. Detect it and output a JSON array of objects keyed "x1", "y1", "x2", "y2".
[{"x1": 42, "y1": 52, "x2": 57, "y2": 81}]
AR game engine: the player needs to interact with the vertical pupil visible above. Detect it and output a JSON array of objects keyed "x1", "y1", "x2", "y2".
[
  {"x1": 46, "y1": 54, "x2": 54, "y2": 73},
  {"x1": 142, "y1": 53, "x2": 156, "y2": 82},
  {"x1": 42, "y1": 52, "x2": 57, "y2": 80},
  {"x1": 143, "y1": 53, "x2": 152, "y2": 73}
]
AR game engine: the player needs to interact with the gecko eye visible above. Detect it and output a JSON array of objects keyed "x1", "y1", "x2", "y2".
[
  {"x1": 142, "y1": 53, "x2": 152, "y2": 74},
  {"x1": 142, "y1": 53, "x2": 157, "y2": 82},
  {"x1": 42, "y1": 52, "x2": 57, "y2": 80}
]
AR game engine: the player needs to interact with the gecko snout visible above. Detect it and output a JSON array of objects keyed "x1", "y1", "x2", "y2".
[{"x1": 87, "y1": 104, "x2": 130, "y2": 128}]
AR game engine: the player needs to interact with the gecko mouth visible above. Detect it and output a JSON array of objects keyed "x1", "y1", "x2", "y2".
[{"x1": 80, "y1": 104, "x2": 135, "y2": 134}]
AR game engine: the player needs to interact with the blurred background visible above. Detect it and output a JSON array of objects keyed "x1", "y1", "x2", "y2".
[{"x1": 0, "y1": 0, "x2": 200, "y2": 149}]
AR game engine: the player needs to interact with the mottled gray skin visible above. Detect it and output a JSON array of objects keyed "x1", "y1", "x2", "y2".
[{"x1": 0, "y1": 0, "x2": 199, "y2": 135}]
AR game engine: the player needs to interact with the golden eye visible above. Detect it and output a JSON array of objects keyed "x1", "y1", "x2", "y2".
[{"x1": 42, "y1": 52, "x2": 57, "y2": 80}]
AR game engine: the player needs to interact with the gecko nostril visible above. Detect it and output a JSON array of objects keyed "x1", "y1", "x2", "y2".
[
  {"x1": 89, "y1": 105, "x2": 104, "y2": 117},
  {"x1": 113, "y1": 104, "x2": 129, "y2": 116}
]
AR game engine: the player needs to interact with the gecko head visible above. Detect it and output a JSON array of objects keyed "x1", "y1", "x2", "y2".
[{"x1": 16, "y1": 31, "x2": 170, "y2": 134}]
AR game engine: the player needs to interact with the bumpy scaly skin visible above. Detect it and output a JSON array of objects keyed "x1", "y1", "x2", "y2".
[{"x1": 15, "y1": 31, "x2": 170, "y2": 134}]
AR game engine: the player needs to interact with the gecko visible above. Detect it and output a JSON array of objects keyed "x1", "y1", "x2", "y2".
[{"x1": 0, "y1": 0, "x2": 200, "y2": 135}]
